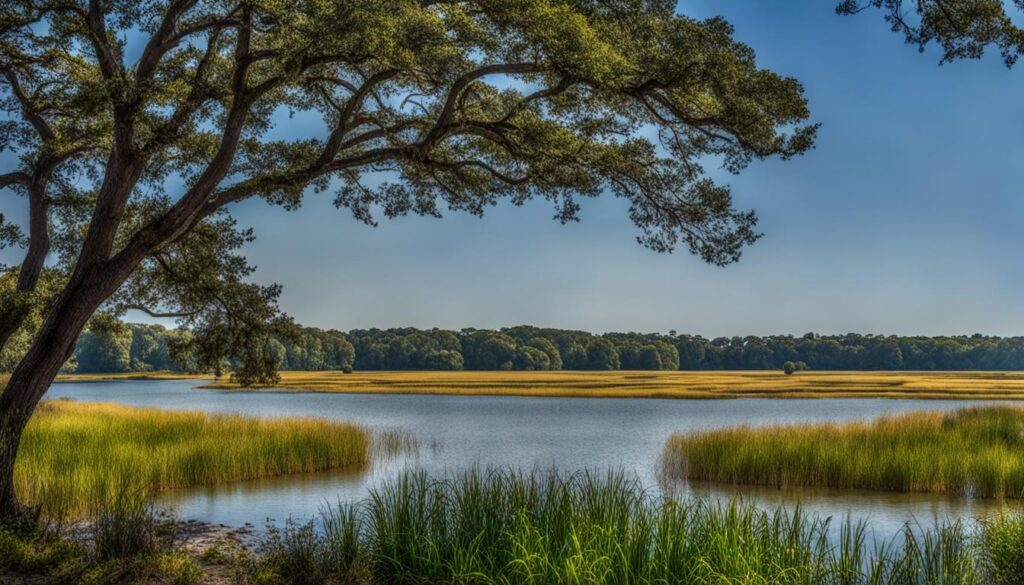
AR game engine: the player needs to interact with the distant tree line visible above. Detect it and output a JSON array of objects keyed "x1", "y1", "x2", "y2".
[
  {"x1": 69, "y1": 322, "x2": 355, "y2": 374},
  {"x1": 25, "y1": 324, "x2": 1024, "y2": 374}
]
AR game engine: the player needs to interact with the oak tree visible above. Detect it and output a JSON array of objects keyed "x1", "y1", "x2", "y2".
[{"x1": 0, "y1": 0, "x2": 815, "y2": 518}]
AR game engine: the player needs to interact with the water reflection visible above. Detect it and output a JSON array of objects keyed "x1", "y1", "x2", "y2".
[{"x1": 668, "y1": 478, "x2": 1009, "y2": 543}]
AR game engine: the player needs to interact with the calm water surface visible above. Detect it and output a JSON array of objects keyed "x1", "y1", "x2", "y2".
[{"x1": 48, "y1": 379, "x2": 1021, "y2": 540}]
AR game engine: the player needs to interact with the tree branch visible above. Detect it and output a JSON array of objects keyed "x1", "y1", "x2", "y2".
[
  {"x1": 108, "y1": 8, "x2": 259, "y2": 267},
  {"x1": 429, "y1": 158, "x2": 532, "y2": 185},
  {"x1": 197, "y1": 70, "x2": 562, "y2": 220},
  {"x1": 315, "y1": 69, "x2": 399, "y2": 167},
  {"x1": 142, "y1": 24, "x2": 229, "y2": 154},
  {"x1": 124, "y1": 304, "x2": 201, "y2": 319},
  {"x1": 0, "y1": 172, "x2": 31, "y2": 191},
  {"x1": 0, "y1": 67, "x2": 55, "y2": 141},
  {"x1": 148, "y1": 254, "x2": 242, "y2": 325},
  {"x1": 931, "y1": 0, "x2": 966, "y2": 35},
  {"x1": 85, "y1": 0, "x2": 123, "y2": 80},
  {"x1": 135, "y1": 0, "x2": 201, "y2": 81},
  {"x1": 498, "y1": 77, "x2": 576, "y2": 124},
  {"x1": 423, "y1": 63, "x2": 542, "y2": 146}
]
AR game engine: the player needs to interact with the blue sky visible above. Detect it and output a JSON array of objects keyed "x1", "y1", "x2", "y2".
[{"x1": 4, "y1": 1, "x2": 1024, "y2": 337}]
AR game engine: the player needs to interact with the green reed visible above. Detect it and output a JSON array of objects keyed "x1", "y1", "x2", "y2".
[{"x1": 257, "y1": 468, "x2": 1024, "y2": 585}]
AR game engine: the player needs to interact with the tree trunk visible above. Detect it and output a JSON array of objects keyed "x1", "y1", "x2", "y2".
[
  {"x1": 0, "y1": 407, "x2": 30, "y2": 519},
  {"x1": 0, "y1": 136, "x2": 193, "y2": 520},
  {"x1": 0, "y1": 271, "x2": 114, "y2": 519}
]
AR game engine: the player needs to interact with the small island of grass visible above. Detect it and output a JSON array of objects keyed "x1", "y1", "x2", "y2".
[
  {"x1": 200, "y1": 369, "x2": 1024, "y2": 400},
  {"x1": 664, "y1": 405, "x2": 1024, "y2": 498},
  {"x1": 17, "y1": 399, "x2": 369, "y2": 516}
]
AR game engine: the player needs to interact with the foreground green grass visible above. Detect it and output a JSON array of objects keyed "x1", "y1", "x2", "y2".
[
  {"x1": 17, "y1": 399, "x2": 369, "y2": 516},
  {"x1": 664, "y1": 405, "x2": 1024, "y2": 497},
  {"x1": 255, "y1": 469, "x2": 1023, "y2": 585},
  {"x1": 5, "y1": 468, "x2": 1024, "y2": 583}
]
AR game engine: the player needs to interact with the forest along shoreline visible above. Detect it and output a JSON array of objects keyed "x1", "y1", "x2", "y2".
[{"x1": 51, "y1": 323, "x2": 1024, "y2": 377}]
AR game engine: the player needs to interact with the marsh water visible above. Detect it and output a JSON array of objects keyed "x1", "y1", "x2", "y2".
[{"x1": 48, "y1": 379, "x2": 1021, "y2": 540}]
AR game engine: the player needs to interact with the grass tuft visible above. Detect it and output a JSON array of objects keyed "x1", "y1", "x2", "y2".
[{"x1": 91, "y1": 483, "x2": 159, "y2": 561}]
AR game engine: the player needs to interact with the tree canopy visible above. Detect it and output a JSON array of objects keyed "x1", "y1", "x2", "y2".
[{"x1": 838, "y1": 0, "x2": 1024, "y2": 66}]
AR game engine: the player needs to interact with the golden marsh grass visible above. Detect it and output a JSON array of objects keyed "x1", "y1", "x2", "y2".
[
  {"x1": 201, "y1": 370, "x2": 1024, "y2": 399},
  {"x1": 664, "y1": 406, "x2": 1024, "y2": 497},
  {"x1": 16, "y1": 399, "x2": 369, "y2": 517},
  {"x1": 55, "y1": 371, "x2": 208, "y2": 382}
]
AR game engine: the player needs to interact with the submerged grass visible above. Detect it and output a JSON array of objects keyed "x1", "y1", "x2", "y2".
[
  {"x1": 202, "y1": 369, "x2": 1024, "y2": 400},
  {"x1": 256, "y1": 467, "x2": 1024, "y2": 585},
  {"x1": 17, "y1": 399, "x2": 370, "y2": 517},
  {"x1": 664, "y1": 405, "x2": 1024, "y2": 497}
]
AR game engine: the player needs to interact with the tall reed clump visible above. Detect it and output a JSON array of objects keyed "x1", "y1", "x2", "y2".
[
  {"x1": 663, "y1": 406, "x2": 1024, "y2": 498},
  {"x1": 16, "y1": 399, "x2": 370, "y2": 516},
  {"x1": 259, "y1": 503, "x2": 366, "y2": 585},
  {"x1": 91, "y1": 483, "x2": 159, "y2": 562},
  {"x1": 256, "y1": 468, "x2": 1022, "y2": 585}
]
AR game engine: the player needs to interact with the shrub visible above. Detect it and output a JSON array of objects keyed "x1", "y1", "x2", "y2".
[
  {"x1": 0, "y1": 523, "x2": 83, "y2": 575},
  {"x1": 156, "y1": 551, "x2": 204, "y2": 585},
  {"x1": 259, "y1": 519, "x2": 330, "y2": 585}
]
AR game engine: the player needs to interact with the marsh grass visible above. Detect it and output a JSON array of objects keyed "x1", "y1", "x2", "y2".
[
  {"x1": 55, "y1": 372, "x2": 205, "y2": 382},
  {"x1": 664, "y1": 406, "x2": 1024, "y2": 497},
  {"x1": 17, "y1": 399, "x2": 370, "y2": 516},
  {"x1": 202, "y1": 370, "x2": 1024, "y2": 400},
  {"x1": 254, "y1": 468, "x2": 1024, "y2": 585}
]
